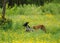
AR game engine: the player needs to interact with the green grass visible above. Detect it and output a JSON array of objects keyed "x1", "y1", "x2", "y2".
[
  {"x1": 0, "y1": 3, "x2": 60, "y2": 15},
  {"x1": 0, "y1": 3, "x2": 60, "y2": 43},
  {"x1": 0, "y1": 14, "x2": 60, "y2": 43}
]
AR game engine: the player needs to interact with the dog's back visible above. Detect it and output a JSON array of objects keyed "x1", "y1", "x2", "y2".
[
  {"x1": 33, "y1": 25, "x2": 46, "y2": 32},
  {"x1": 33, "y1": 25, "x2": 43, "y2": 29}
]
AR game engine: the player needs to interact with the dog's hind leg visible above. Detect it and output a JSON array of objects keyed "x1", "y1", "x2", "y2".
[{"x1": 41, "y1": 26, "x2": 46, "y2": 33}]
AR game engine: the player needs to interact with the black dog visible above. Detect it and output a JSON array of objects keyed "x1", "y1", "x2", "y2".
[{"x1": 23, "y1": 22, "x2": 33, "y2": 32}]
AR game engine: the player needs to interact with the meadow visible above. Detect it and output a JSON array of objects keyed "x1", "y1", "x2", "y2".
[{"x1": 0, "y1": 3, "x2": 60, "y2": 43}]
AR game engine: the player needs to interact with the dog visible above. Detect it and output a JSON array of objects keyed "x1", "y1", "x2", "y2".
[
  {"x1": 33, "y1": 25, "x2": 46, "y2": 32},
  {"x1": 23, "y1": 22, "x2": 46, "y2": 33},
  {"x1": 23, "y1": 22, "x2": 33, "y2": 32}
]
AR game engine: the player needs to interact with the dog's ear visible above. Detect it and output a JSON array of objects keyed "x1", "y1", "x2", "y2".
[{"x1": 23, "y1": 22, "x2": 29, "y2": 26}]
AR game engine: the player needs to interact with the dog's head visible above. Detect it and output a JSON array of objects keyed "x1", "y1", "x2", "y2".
[{"x1": 23, "y1": 22, "x2": 29, "y2": 27}]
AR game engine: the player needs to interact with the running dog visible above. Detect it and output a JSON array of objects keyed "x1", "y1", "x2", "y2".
[{"x1": 33, "y1": 25, "x2": 46, "y2": 32}]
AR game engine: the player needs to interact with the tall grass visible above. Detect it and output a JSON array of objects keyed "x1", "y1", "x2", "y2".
[{"x1": 0, "y1": 3, "x2": 60, "y2": 16}]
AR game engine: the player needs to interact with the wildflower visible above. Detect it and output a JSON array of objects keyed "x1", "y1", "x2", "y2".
[
  {"x1": 59, "y1": 39, "x2": 60, "y2": 42},
  {"x1": 3, "y1": 32, "x2": 7, "y2": 35},
  {"x1": 0, "y1": 15, "x2": 1, "y2": 18},
  {"x1": 46, "y1": 14, "x2": 53, "y2": 18},
  {"x1": 12, "y1": 40, "x2": 22, "y2": 43},
  {"x1": 51, "y1": 41, "x2": 57, "y2": 43}
]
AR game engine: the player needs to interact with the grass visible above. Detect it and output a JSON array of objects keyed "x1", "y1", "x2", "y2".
[
  {"x1": 0, "y1": 3, "x2": 60, "y2": 15},
  {"x1": 0, "y1": 3, "x2": 60, "y2": 43},
  {"x1": 0, "y1": 14, "x2": 60, "y2": 43}
]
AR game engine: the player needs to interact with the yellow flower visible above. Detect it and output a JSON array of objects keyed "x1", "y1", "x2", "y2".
[
  {"x1": 0, "y1": 16, "x2": 1, "y2": 18},
  {"x1": 36, "y1": 40, "x2": 47, "y2": 43},
  {"x1": 3, "y1": 32, "x2": 7, "y2": 35},
  {"x1": 51, "y1": 41, "x2": 57, "y2": 43},
  {"x1": 59, "y1": 39, "x2": 60, "y2": 42},
  {"x1": 36, "y1": 41, "x2": 42, "y2": 43},
  {"x1": 28, "y1": 38, "x2": 33, "y2": 43},
  {"x1": 46, "y1": 14, "x2": 53, "y2": 18},
  {"x1": 0, "y1": 41, "x2": 4, "y2": 43},
  {"x1": 24, "y1": 38, "x2": 34, "y2": 43},
  {"x1": 43, "y1": 41, "x2": 47, "y2": 43},
  {"x1": 12, "y1": 40, "x2": 22, "y2": 43}
]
